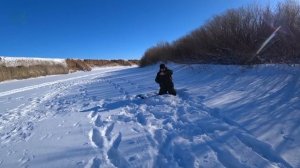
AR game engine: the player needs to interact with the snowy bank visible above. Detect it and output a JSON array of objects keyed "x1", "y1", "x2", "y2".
[
  {"x1": 0, "y1": 56, "x2": 67, "y2": 67},
  {"x1": 0, "y1": 56, "x2": 138, "y2": 82},
  {"x1": 0, "y1": 64, "x2": 299, "y2": 167}
]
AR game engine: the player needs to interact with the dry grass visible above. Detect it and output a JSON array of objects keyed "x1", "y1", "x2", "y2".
[
  {"x1": 65, "y1": 59, "x2": 92, "y2": 72},
  {"x1": 0, "y1": 58, "x2": 139, "y2": 82},
  {"x1": 0, "y1": 64, "x2": 68, "y2": 82},
  {"x1": 66, "y1": 59, "x2": 139, "y2": 72},
  {"x1": 83, "y1": 59, "x2": 139, "y2": 67},
  {"x1": 0, "y1": 57, "x2": 66, "y2": 67}
]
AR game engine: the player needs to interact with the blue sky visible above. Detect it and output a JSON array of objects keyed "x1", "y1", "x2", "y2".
[{"x1": 0, "y1": 0, "x2": 281, "y2": 59}]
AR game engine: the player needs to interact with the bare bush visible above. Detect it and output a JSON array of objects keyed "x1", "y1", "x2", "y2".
[
  {"x1": 66, "y1": 59, "x2": 139, "y2": 72},
  {"x1": 140, "y1": 0, "x2": 300, "y2": 66},
  {"x1": 83, "y1": 59, "x2": 139, "y2": 67},
  {"x1": 140, "y1": 42, "x2": 173, "y2": 67},
  {"x1": 66, "y1": 59, "x2": 92, "y2": 72}
]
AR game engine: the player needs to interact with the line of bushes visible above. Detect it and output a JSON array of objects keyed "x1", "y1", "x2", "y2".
[
  {"x1": 66, "y1": 59, "x2": 139, "y2": 72},
  {"x1": 83, "y1": 59, "x2": 139, "y2": 67},
  {"x1": 0, "y1": 64, "x2": 68, "y2": 82},
  {"x1": 0, "y1": 58, "x2": 139, "y2": 82},
  {"x1": 140, "y1": 0, "x2": 300, "y2": 66},
  {"x1": 66, "y1": 59, "x2": 92, "y2": 72}
]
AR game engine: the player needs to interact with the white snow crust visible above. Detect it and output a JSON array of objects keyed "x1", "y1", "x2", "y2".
[{"x1": 0, "y1": 64, "x2": 299, "y2": 168}]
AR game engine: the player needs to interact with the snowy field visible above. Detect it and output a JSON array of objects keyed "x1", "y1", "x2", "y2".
[{"x1": 0, "y1": 64, "x2": 299, "y2": 168}]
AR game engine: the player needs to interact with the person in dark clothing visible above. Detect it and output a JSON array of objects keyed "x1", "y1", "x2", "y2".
[{"x1": 155, "y1": 64, "x2": 176, "y2": 96}]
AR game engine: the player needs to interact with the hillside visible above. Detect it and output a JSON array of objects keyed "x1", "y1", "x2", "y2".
[
  {"x1": 0, "y1": 64, "x2": 299, "y2": 167},
  {"x1": 0, "y1": 56, "x2": 138, "y2": 82}
]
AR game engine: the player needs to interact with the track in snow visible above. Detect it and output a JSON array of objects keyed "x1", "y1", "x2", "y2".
[{"x1": 0, "y1": 64, "x2": 299, "y2": 168}]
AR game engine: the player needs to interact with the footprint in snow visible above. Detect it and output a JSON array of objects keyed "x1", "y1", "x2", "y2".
[
  {"x1": 107, "y1": 133, "x2": 129, "y2": 167},
  {"x1": 18, "y1": 150, "x2": 34, "y2": 166},
  {"x1": 129, "y1": 156, "x2": 137, "y2": 161},
  {"x1": 40, "y1": 133, "x2": 52, "y2": 140},
  {"x1": 88, "y1": 111, "x2": 98, "y2": 119},
  {"x1": 94, "y1": 115, "x2": 104, "y2": 127},
  {"x1": 283, "y1": 135, "x2": 295, "y2": 142},
  {"x1": 105, "y1": 123, "x2": 115, "y2": 141},
  {"x1": 76, "y1": 160, "x2": 85, "y2": 166},
  {"x1": 89, "y1": 157, "x2": 101, "y2": 168},
  {"x1": 80, "y1": 106, "x2": 102, "y2": 113},
  {"x1": 131, "y1": 128, "x2": 140, "y2": 133},
  {"x1": 73, "y1": 122, "x2": 81, "y2": 127},
  {"x1": 90, "y1": 128, "x2": 104, "y2": 148},
  {"x1": 18, "y1": 156, "x2": 30, "y2": 165},
  {"x1": 82, "y1": 102, "x2": 90, "y2": 108},
  {"x1": 7, "y1": 150, "x2": 16, "y2": 156}
]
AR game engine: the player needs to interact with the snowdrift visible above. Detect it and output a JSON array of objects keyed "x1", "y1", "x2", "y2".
[{"x1": 0, "y1": 64, "x2": 299, "y2": 168}]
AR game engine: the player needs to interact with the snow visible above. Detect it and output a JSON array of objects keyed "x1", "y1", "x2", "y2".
[
  {"x1": 0, "y1": 64, "x2": 299, "y2": 168},
  {"x1": 0, "y1": 56, "x2": 66, "y2": 67}
]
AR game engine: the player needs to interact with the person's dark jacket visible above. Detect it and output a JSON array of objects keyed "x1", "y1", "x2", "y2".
[{"x1": 155, "y1": 68, "x2": 174, "y2": 88}]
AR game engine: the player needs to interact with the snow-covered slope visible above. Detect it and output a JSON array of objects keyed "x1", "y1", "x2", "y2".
[
  {"x1": 0, "y1": 64, "x2": 299, "y2": 168},
  {"x1": 0, "y1": 56, "x2": 66, "y2": 67}
]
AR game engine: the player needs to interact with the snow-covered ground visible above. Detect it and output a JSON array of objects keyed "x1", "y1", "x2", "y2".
[
  {"x1": 0, "y1": 64, "x2": 299, "y2": 168},
  {"x1": 0, "y1": 56, "x2": 66, "y2": 67}
]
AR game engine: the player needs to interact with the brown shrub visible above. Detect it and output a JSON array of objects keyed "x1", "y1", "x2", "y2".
[
  {"x1": 0, "y1": 64, "x2": 68, "y2": 82},
  {"x1": 83, "y1": 59, "x2": 113, "y2": 67},
  {"x1": 65, "y1": 59, "x2": 92, "y2": 72},
  {"x1": 83, "y1": 59, "x2": 139, "y2": 67},
  {"x1": 0, "y1": 58, "x2": 139, "y2": 82},
  {"x1": 128, "y1": 60, "x2": 140, "y2": 65},
  {"x1": 66, "y1": 59, "x2": 138, "y2": 72}
]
